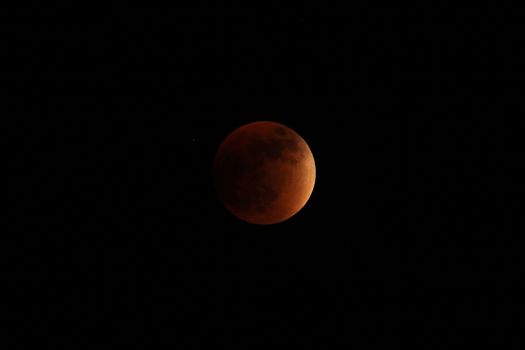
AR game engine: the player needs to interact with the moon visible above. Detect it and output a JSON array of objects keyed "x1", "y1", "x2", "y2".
[{"x1": 214, "y1": 121, "x2": 316, "y2": 225}]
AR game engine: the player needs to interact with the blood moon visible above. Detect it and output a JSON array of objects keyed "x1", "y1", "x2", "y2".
[{"x1": 213, "y1": 121, "x2": 316, "y2": 225}]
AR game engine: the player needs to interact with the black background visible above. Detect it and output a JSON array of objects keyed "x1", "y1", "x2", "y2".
[{"x1": 7, "y1": 4, "x2": 524, "y2": 347}]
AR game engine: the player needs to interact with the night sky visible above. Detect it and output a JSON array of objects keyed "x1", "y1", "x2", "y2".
[{"x1": 8, "y1": 5, "x2": 523, "y2": 347}]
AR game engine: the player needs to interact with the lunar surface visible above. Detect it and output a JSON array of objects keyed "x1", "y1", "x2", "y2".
[{"x1": 213, "y1": 121, "x2": 316, "y2": 225}]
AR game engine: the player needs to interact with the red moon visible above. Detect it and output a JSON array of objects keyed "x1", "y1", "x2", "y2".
[{"x1": 214, "y1": 121, "x2": 316, "y2": 225}]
